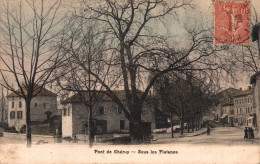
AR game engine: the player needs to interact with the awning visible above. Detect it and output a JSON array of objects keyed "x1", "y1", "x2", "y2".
[
  {"x1": 247, "y1": 116, "x2": 254, "y2": 120},
  {"x1": 221, "y1": 114, "x2": 228, "y2": 119}
]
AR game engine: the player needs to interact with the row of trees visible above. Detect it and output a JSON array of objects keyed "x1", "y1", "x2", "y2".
[
  {"x1": 154, "y1": 72, "x2": 213, "y2": 137},
  {"x1": 0, "y1": 0, "x2": 258, "y2": 147}
]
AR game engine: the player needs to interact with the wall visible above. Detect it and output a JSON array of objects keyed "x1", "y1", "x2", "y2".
[
  {"x1": 69, "y1": 100, "x2": 155, "y2": 135},
  {"x1": 62, "y1": 104, "x2": 73, "y2": 137},
  {"x1": 252, "y1": 75, "x2": 260, "y2": 137},
  {"x1": 7, "y1": 96, "x2": 57, "y2": 131},
  {"x1": 233, "y1": 94, "x2": 254, "y2": 126}
]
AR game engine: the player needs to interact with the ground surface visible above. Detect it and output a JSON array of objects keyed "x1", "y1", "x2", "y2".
[{"x1": 0, "y1": 124, "x2": 259, "y2": 164}]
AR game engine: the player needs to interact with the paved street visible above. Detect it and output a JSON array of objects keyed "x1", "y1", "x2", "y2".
[
  {"x1": 153, "y1": 126, "x2": 259, "y2": 145},
  {"x1": 0, "y1": 126, "x2": 259, "y2": 164}
]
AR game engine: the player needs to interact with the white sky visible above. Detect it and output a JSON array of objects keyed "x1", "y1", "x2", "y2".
[{"x1": 1, "y1": 0, "x2": 260, "y2": 91}]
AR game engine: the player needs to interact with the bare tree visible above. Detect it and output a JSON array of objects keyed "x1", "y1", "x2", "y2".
[
  {"x1": 63, "y1": 0, "x2": 234, "y2": 139},
  {"x1": 56, "y1": 18, "x2": 116, "y2": 147},
  {"x1": 0, "y1": 86, "x2": 7, "y2": 122},
  {"x1": 0, "y1": 0, "x2": 66, "y2": 147}
]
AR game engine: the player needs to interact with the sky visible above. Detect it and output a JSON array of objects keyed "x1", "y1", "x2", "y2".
[{"x1": 1, "y1": 0, "x2": 260, "y2": 92}]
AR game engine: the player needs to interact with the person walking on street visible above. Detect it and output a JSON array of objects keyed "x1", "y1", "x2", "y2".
[
  {"x1": 250, "y1": 127, "x2": 254, "y2": 139},
  {"x1": 244, "y1": 127, "x2": 248, "y2": 139},
  {"x1": 252, "y1": 128, "x2": 255, "y2": 139},
  {"x1": 248, "y1": 127, "x2": 252, "y2": 139},
  {"x1": 207, "y1": 127, "x2": 211, "y2": 135}
]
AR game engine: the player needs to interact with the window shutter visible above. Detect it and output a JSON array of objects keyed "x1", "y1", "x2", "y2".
[{"x1": 104, "y1": 107, "x2": 107, "y2": 114}]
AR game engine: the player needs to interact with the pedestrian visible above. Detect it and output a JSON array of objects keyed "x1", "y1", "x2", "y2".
[
  {"x1": 207, "y1": 127, "x2": 211, "y2": 135},
  {"x1": 252, "y1": 128, "x2": 255, "y2": 139},
  {"x1": 250, "y1": 127, "x2": 254, "y2": 139},
  {"x1": 248, "y1": 127, "x2": 252, "y2": 139},
  {"x1": 244, "y1": 127, "x2": 248, "y2": 139}
]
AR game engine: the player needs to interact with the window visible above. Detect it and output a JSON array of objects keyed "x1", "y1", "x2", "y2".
[
  {"x1": 63, "y1": 108, "x2": 67, "y2": 116},
  {"x1": 19, "y1": 101, "x2": 22, "y2": 108},
  {"x1": 12, "y1": 102, "x2": 15, "y2": 108},
  {"x1": 117, "y1": 106, "x2": 122, "y2": 114},
  {"x1": 120, "y1": 120, "x2": 125, "y2": 130},
  {"x1": 10, "y1": 111, "x2": 15, "y2": 119},
  {"x1": 43, "y1": 103, "x2": 46, "y2": 108},
  {"x1": 68, "y1": 108, "x2": 70, "y2": 116},
  {"x1": 99, "y1": 106, "x2": 107, "y2": 115},
  {"x1": 35, "y1": 103, "x2": 37, "y2": 107},
  {"x1": 17, "y1": 111, "x2": 23, "y2": 119},
  {"x1": 99, "y1": 106, "x2": 104, "y2": 115}
]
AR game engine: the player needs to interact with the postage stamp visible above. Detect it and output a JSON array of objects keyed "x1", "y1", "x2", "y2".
[{"x1": 214, "y1": 0, "x2": 250, "y2": 44}]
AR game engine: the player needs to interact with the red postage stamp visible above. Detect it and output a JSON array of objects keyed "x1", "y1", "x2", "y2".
[{"x1": 214, "y1": 1, "x2": 250, "y2": 44}]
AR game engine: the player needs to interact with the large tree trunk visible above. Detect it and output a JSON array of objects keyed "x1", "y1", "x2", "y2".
[
  {"x1": 195, "y1": 116, "x2": 198, "y2": 131},
  {"x1": 88, "y1": 107, "x2": 94, "y2": 148},
  {"x1": 191, "y1": 118, "x2": 194, "y2": 132},
  {"x1": 180, "y1": 117, "x2": 184, "y2": 135},
  {"x1": 170, "y1": 113, "x2": 174, "y2": 138},
  {"x1": 187, "y1": 120, "x2": 190, "y2": 133},
  {"x1": 25, "y1": 99, "x2": 32, "y2": 148}
]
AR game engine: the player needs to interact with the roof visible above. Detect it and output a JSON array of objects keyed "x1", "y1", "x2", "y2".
[
  {"x1": 250, "y1": 71, "x2": 260, "y2": 84},
  {"x1": 233, "y1": 89, "x2": 253, "y2": 97},
  {"x1": 214, "y1": 88, "x2": 240, "y2": 104},
  {"x1": 6, "y1": 86, "x2": 56, "y2": 98},
  {"x1": 221, "y1": 100, "x2": 234, "y2": 107},
  {"x1": 252, "y1": 23, "x2": 260, "y2": 42},
  {"x1": 62, "y1": 90, "x2": 153, "y2": 104}
]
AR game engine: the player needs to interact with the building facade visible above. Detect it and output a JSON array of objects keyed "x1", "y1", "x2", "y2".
[
  {"x1": 250, "y1": 72, "x2": 260, "y2": 137},
  {"x1": 233, "y1": 88, "x2": 256, "y2": 127},
  {"x1": 213, "y1": 88, "x2": 240, "y2": 121},
  {"x1": 61, "y1": 91, "x2": 158, "y2": 138},
  {"x1": 221, "y1": 100, "x2": 234, "y2": 126},
  {"x1": 6, "y1": 88, "x2": 57, "y2": 131}
]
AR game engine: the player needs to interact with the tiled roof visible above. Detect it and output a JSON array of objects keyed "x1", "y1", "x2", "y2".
[
  {"x1": 221, "y1": 100, "x2": 234, "y2": 107},
  {"x1": 233, "y1": 89, "x2": 253, "y2": 97},
  {"x1": 62, "y1": 90, "x2": 153, "y2": 104},
  {"x1": 6, "y1": 86, "x2": 56, "y2": 98}
]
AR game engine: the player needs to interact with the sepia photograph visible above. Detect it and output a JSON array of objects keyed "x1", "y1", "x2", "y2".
[{"x1": 0, "y1": 0, "x2": 259, "y2": 163}]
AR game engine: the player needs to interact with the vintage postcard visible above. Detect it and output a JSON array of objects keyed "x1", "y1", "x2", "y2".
[{"x1": 0, "y1": 0, "x2": 259, "y2": 163}]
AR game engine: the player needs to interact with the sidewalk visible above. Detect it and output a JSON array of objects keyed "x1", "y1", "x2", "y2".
[{"x1": 152, "y1": 127, "x2": 207, "y2": 141}]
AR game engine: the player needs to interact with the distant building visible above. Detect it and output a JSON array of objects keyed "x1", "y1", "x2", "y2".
[
  {"x1": 221, "y1": 100, "x2": 234, "y2": 125},
  {"x1": 6, "y1": 87, "x2": 57, "y2": 131},
  {"x1": 233, "y1": 88, "x2": 256, "y2": 127},
  {"x1": 61, "y1": 90, "x2": 162, "y2": 138},
  {"x1": 213, "y1": 88, "x2": 240, "y2": 121}
]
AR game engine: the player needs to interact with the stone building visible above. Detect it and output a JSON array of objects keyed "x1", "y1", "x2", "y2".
[
  {"x1": 221, "y1": 100, "x2": 234, "y2": 126},
  {"x1": 250, "y1": 72, "x2": 260, "y2": 136},
  {"x1": 61, "y1": 90, "x2": 160, "y2": 138},
  {"x1": 6, "y1": 87, "x2": 57, "y2": 131},
  {"x1": 233, "y1": 88, "x2": 256, "y2": 127},
  {"x1": 213, "y1": 88, "x2": 240, "y2": 121}
]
